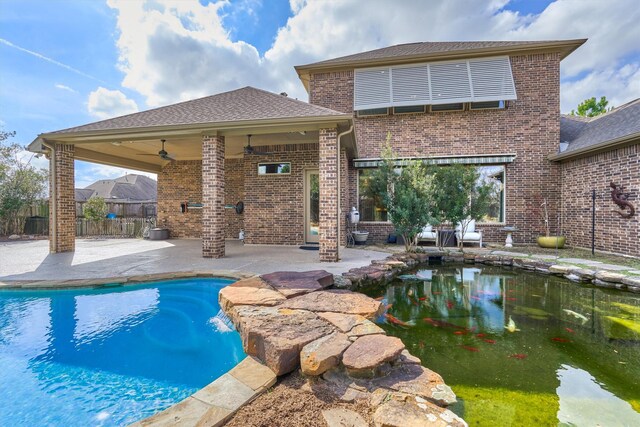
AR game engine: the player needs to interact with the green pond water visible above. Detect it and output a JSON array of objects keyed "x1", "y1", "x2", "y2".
[{"x1": 362, "y1": 264, "x2": 640, "y2": 427}]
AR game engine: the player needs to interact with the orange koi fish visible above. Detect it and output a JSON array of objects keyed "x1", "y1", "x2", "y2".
[
  {"x1": 551, "y1": 337, "x2": 571, "y2": 343},
  {"x1": 459, "y1": 345, "x2": 480, "y2": 352},
  {"x1": 476, "y1": 333, "x2": 487, "y2": 338},
  {"x1": 374, "y1": 296, "x2": 385, "y2": 301},
  {"x1": 423, "y1": 318, "x2": 466, "y2": 330},
  {"x1": 419, "y1": 297, "x2": 427, "y2": 301},
  {"x1": 385, "y1": 313, "x2": 415, "y2": 327},
  {"x1": 483, "y1": 339, "x2": 496, "y2": 344},
  {"x1": 565, "y1": 327, "x2": 575, "y2": 334},
  {"x1": 385, "y1": 304, "x2": 393, "y2": 310},
  {"x1": 509, "y1": 353, "x2": 527, "y2": 359},
  {"x1": 446, "y1": 300, "x2": 455, "y2": 309},
  {"x1": 453, "y1": 330, "x2": 467, "y2": 335}
]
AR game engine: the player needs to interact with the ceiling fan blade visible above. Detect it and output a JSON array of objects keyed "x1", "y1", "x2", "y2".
[
  {"x1": 161, "y1": 154, "x2": 176, "y2": 161},
  {"x1": 136, "y1": 153, "x2": 159, "y2": 156}
]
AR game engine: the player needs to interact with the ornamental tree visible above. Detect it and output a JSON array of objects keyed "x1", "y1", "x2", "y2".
[{"x1": 83, "y1": 196, "x2": 108, "y2": 220}]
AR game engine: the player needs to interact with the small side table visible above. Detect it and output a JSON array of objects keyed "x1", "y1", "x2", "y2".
[{"x1": 501, "y1": 226, "x2": 517, "y2": 248}]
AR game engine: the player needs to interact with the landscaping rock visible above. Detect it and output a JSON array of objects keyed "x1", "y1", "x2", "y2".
[
  {"x1": 260, "y1": 270, "x2": 334, "y2": 298},
  {"x1": 218, "y1": 282, "x2": 286, "y2": 312},
  {"x1": 373, "y1": 397, "x2": 467, "y2": 427},
  {"x1": 371, "y1": 363, "x2": 457, "y2": 406},
  {"x1": 332, "y1": 275, "x2": 353, "y2": 289},
  {"x1": 622, "y1": 276, "x2": 640, "y2": 288},
  {"x1": 230, "y1": 306, "x2": 335, "y2": 375},
  {"x1": 393, "y1": 349, "x2": 422, "y2": 365},
  {"x1": 569, "y1": 268, "x2": 596, "y2": 280},
  {"x1": 321, "y1": 408, "x2": 369, "y2": 427},
  {"x1": 347, "y1": 320, "x2": 385, "y2": 338},
  {"x1": 549, "y1": 265, "x2": 576, "y2": 275},
  {"x1": 342, "y1": 335, "x2": 405, "y2": 377},
  {"x1": 318, "y1": 312, "x2": 368, "y2": 333},
  {"x1": 300, "y1": 332, "x2": 351, "y2": 376},
  {"x1": 280, "y1": 290, "x2": 383, "y2": 319},
  {"x1": 595, "y1": 271, "x2": 626, "y2": 283},
  {"x1": 8, "y1": 234, "x2": 20, "y2": 240}
]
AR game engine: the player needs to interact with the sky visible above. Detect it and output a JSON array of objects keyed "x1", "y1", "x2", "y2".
[{"x1": 1, "y1": 0, "x2": 639, "y2": 188}]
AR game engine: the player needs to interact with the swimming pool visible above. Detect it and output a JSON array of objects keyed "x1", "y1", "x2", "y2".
[
  {"x1": 0, "y1": 278, "x2": 246, "y2": 426},
  {"x1": 362, "y1": 265, "x2": 640, "y2": 426}
]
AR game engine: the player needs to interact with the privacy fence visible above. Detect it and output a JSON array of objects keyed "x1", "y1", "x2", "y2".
[{"x1": 3, "y1": 217, "x2": 148, "y2": 238}]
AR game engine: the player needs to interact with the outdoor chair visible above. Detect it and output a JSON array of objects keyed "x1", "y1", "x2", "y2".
[
  {"x1": 455, "y1": 219, "x2": 483, "y2": 247},
  {"x1": 418, "y1": 224, "x2": 438, "y2": 245}
]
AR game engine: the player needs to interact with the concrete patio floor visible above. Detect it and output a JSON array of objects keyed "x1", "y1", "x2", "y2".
[{"x1": 0, "y1": 238, "x2": 390, "y2": 281}]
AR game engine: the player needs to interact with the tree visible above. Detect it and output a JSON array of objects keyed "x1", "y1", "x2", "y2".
[
  {"x1": 431, "y1": 165, "x2": 493, "y2": 250},
  {"x1": 83, "y1": 196, "x2": 108, "y2": 220},
  {"x1": 0, "y1": 130, "x2": 48, "y2": 235},
  {"x1": 570, "y1": 96, "x2": 612, "y2": 117},
  {"x1": 365, "y1": 134, "x2": 436, "y2": 252}
]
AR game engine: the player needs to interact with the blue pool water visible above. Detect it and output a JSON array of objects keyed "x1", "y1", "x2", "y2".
[{"x1": 0, "y1": 278, "x2": 246, "y2": 426}]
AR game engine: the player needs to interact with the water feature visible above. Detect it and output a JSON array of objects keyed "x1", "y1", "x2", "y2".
[
  {"x1": 362, "y1": 265, "x2": 640, "y2": 426},
  {"x1": 0, "y1": 278, "x2": 246, "y2": 427}
]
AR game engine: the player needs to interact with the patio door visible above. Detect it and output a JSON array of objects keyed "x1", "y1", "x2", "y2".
[{"x1": 305, "y1": 169, "x2": 320, "y2": 243}]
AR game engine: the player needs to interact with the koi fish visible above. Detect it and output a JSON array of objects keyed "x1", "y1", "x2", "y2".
[
  {"x1": 419, "y1": 297, "x2": 427, "y2": 301},
  {"x1": 504, "y1": 316, "x2": 520, "y2": 332},
  {"x1": 385, "y1": 313, "x2": 416, "y2": 327},
  {"x1": 506, "y1": 297, "x2": 517, "y2": 302},
  {"x1": 483, "y1": 339, "x2": 496, "y2": 344},
  {"x1": 562, "y1": 309, "x2": 589, "y2": 325},
  {"x1": 407, "y1": 289, "x2": 414, "y2": 296},
  {"x1": 476, "y1": 333, "x2": 487, "y2": 338},
  {"x1": 565, "y1": 327, "x2": 575, "y2": 334},
  {"x1": 374, "y1": 296, "x2": 385, "y2": 301},
  {"x1": 551, "y1": 337, "x2": 571, "y2": 343},
  {"x1": 385, "y1": 304, "x2": 393, "y2": 310},
  {"x1": 470, "y1": 296, "x2": 481, "y2": 301},
  {"x1": 446, "y1": 300, "x2": 455, "y2": 309},
  {"x1": 459, "y1": 345, "x2": 480, "y2": 352},
  {"x1": 453, "y1": 330, "x2": 467, "y2": 335},
  {"x1": 423, "y1": 318, "x2": 466, "y2": 330},
  {"x1": 433, "y1": 291, "x2": 442, "y2": 295},
  {"x1": 509, "y1": 353, "x2": 527, "y2": 359}
]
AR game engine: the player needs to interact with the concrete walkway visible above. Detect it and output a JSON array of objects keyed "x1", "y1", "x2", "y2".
[{"x1": 0, "y1": 238, "x2": 390, "y2": 281}]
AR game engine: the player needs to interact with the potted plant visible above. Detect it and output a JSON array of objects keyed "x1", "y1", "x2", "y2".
[{"x1": 531, "y1": 193, "x2": 565, "y2": 248}]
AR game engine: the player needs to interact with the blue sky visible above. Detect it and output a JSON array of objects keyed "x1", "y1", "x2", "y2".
[{"x1": 1, "y1": 0, "x2": 639, "y2": 188}]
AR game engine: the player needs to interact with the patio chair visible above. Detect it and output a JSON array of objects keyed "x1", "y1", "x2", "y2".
[
  {"x1": 418, "y1": 224, "x2": 438, "y2": 245},
  {"x1": 455, "y1": 219, "x2": 482, "y2": 247}
]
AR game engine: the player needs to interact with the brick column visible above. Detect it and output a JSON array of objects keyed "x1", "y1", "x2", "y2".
[
  {"x1": 49, "y1": 144, "x2": 75, "y2": 253},
  {"x1": 319, "y1": 128, "x2": 338, "y2": 262},
  {"x1": 202, "y1": 135, "x2": 225, "y2": 258}
]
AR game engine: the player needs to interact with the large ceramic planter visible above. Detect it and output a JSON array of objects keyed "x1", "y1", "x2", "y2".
[
  {"x1": 352, "y1": 231, "x2": 369, "y2": 245},
  {"x1": 537, "y1": 236, "x2": 565, "y2": 249}
]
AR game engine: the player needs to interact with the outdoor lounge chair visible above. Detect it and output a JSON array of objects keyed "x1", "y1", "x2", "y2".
[
  {"x1": 455, "y1": 219, "x2": 482, "y2": 247},
  {"x1": 418, "y1": 224, "x2": 438, "y2": 245}
]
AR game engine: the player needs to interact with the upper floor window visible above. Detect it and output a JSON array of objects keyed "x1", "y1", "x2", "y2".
[{"x1": 354, "y1": 56, "x2": 517, "y2": 111}]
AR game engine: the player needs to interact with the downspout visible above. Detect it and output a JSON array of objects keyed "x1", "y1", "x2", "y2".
[
  {"x1": 42, "y1": 141, "x2": 56, "y2": 252},
  {"x1": 336, "y1": 125, "x2": 354, "y2": 260}
]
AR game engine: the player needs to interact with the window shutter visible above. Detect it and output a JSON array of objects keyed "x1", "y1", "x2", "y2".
[
  {"x1": 429, "y1": 61, "x2": 472, "y2": 104},
  {"x1": 354, "y1": 69, "x2": 391, "y2": 109},
  {"x1": 469, "y1": 57, "x2": 517, "y2": 101},
  {"x1": 391, "y1": 65, "x2": 430, "y2": 104}
]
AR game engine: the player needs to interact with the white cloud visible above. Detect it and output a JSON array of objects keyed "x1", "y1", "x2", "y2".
[
  {"x1": 87, "y1": 87, "x2": 139, "y2": 119},
  {"x1": 55, "y1": 83, "x2": 76, "y2": 93},
  {"x1": 105, "y1": 0, "x2": 640, "y2": 110}
]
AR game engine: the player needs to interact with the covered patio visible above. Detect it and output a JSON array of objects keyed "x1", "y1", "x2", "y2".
[
  {"x1": 0, "y1": 239, "x2": 390, "y2": 282},
  {"x1": 29, "y1": 87, "x2": 356, "y2": 262}
]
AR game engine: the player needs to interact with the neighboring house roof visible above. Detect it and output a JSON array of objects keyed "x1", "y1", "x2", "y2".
[
  {"x1": 47, "y1": 86, "x2": 349, "y2": 136},
  {"x1": 75, "y1": 174, "x2": 157, "y2": 202},
  {"x1": 295, "y1": 39, "x2": 586, "y2": 90},
  {"x1": 554, "y1": 98, "x2": 640, "y2": 160}
]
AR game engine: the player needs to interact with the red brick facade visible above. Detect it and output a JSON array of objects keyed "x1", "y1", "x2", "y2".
[
  {"x1": 319, "y1": 128, "x2": 339, "y2": 261},
  {"x1": 50, "y1": 143, "x2": 75, "y2": 252},
  {"x1": 560, "y1": 143, "x2": 639, "y2": 257},
  {"x1": 157, "y1": 160, "x2": 203, "y2": 238},
  {"x1": 202, "y1": 135, "x2": 225, "y2": 258},
  {"x1": 309, "y1": 53, "x2": 563, "y2": 245},
  {"x1": 225, "y1": 158, "x2": 245, "y2": 239}
]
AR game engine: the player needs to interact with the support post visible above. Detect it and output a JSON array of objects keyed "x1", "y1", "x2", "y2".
[
  {"x1": 319, "y1": 128, "x2": 338, "y2": 262},
  {"x1": 202, "y1": 135, "x2": 225, "y2": 258},
  {"x1": 49, "y1": 143, "x2": 75, "y2": 253}
]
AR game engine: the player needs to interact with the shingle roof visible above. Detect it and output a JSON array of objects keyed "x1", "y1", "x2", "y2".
[
  {"x1": 77, "y1": 174, "x2": 157, "y2": 202},
  {"x1": 297, "y1": 40, "x2": 586, "y2": 69},
  {"x1": 560, "y1": 99, "x2": 640, "y2": 154},
  {"x1": 51, "y1": 87, "x2": 348, "y2": 135}
]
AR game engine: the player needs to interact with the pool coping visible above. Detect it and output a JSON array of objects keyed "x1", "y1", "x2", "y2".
[{"x1": 0, "y1": 270, "x2": 277, "y2": 427}]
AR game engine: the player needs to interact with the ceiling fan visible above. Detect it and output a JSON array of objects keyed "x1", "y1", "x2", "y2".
[
  {"x1": 235, "y1": 134, "x2": 272, "y2": 156},
  {"x1": 136, "y1": 139, "x2": 175, "y2": 161}
]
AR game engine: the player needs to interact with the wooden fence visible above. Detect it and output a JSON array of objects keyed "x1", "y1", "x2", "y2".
[{"x1": 76, "y1": 218, "x2": 147, "y2": 238}]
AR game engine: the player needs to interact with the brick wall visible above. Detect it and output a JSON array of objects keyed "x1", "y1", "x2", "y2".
[
  {"x1": 50, "y1": 144, "x2": 75, "y2": 252},
  {"x1": 157, "y1": 160, "x2": 203, "y2": 238},
  {"x1": 560, "y1": 144, "x2": 639, "y2": 257},
  {"x1": 225, "y1": 158, "x2": 245, "y2": 239},
  {"x1": 319, "y1": 128, "x2": 339, "y2": 261},
  {"x1": 243, "y1": 143, "x2": 319, "y2": 245},
  {"x1": 310, "y1": 53, "x2": 562, "y2": 244},
  {"x1": 202, "y1": 135, "x2": 225, "y2": 258}
]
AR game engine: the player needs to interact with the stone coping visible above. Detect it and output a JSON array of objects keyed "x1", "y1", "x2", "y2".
[
  {"x1": 0, "y1": 270, "x2": 255, "y2": 290},
  {"x1": 131, "y1": 356, "x2": 276, "y2": 427}
]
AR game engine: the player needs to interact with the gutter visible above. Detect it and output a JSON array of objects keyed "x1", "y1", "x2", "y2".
[
  {"x1": 41, "y1": 141, "x2": 56, "y2": 252},
  {"x1": 549, "y1": 132, "x2": 640, "y2": 161},
  {"x1": 336, "y1": 125, "x2": 354, "y2": 260}
]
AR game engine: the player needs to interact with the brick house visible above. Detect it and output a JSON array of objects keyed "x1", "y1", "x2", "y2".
[{"x1": 31, "y1": 38, "x2": 637, "y2": 260}]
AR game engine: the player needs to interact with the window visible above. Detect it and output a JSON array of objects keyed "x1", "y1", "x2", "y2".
[
  {"x1": 258, "y1": 163, "x2": 291, "y2": 175},
  {"x1": 356, "y1": 165, "x2": 506, "y2": 223},
  {"x1": 358, "y1": 169, "x2": 388, "y2": 222},
  {"x1": 353, "y1": 56, "x2": 517, "y2": 110},
  {"x1": 356, "y1": 108, "x2": 389, "y2": 117},
  {"x1": 430, "y1": 103, "x2": 465, "y2": 112},
  {"x1": 470, "y1": 100, "x2": 505, "y2": 110},
  {"x1": 394, "y1": 105, "x2": 426, "y2": 114}
]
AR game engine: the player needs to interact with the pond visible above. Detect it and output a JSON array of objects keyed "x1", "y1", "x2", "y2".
[
  {"x1": 362, "y1": 264, "x2": 640, "y2": 426},
  {"x1": 0, "y1": 278, "x2": 246, "y2": 427}
]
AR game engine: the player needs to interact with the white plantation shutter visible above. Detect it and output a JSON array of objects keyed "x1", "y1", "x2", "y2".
[
  {"x1": 391, "y1": 65, "x2": 430, "y2": 105},
  {"x1": 353, "y1": 68, "x2": 391, "y2": 109},
  {"x1": 353, "y1": 56, "x2": 517, "y2": 110},
  {"x1": 429, "y1": 60, "x2": 472, "y2": 103},
  {"x1": 469, "y1": 57, "x2": 517, "y2": 102}
]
